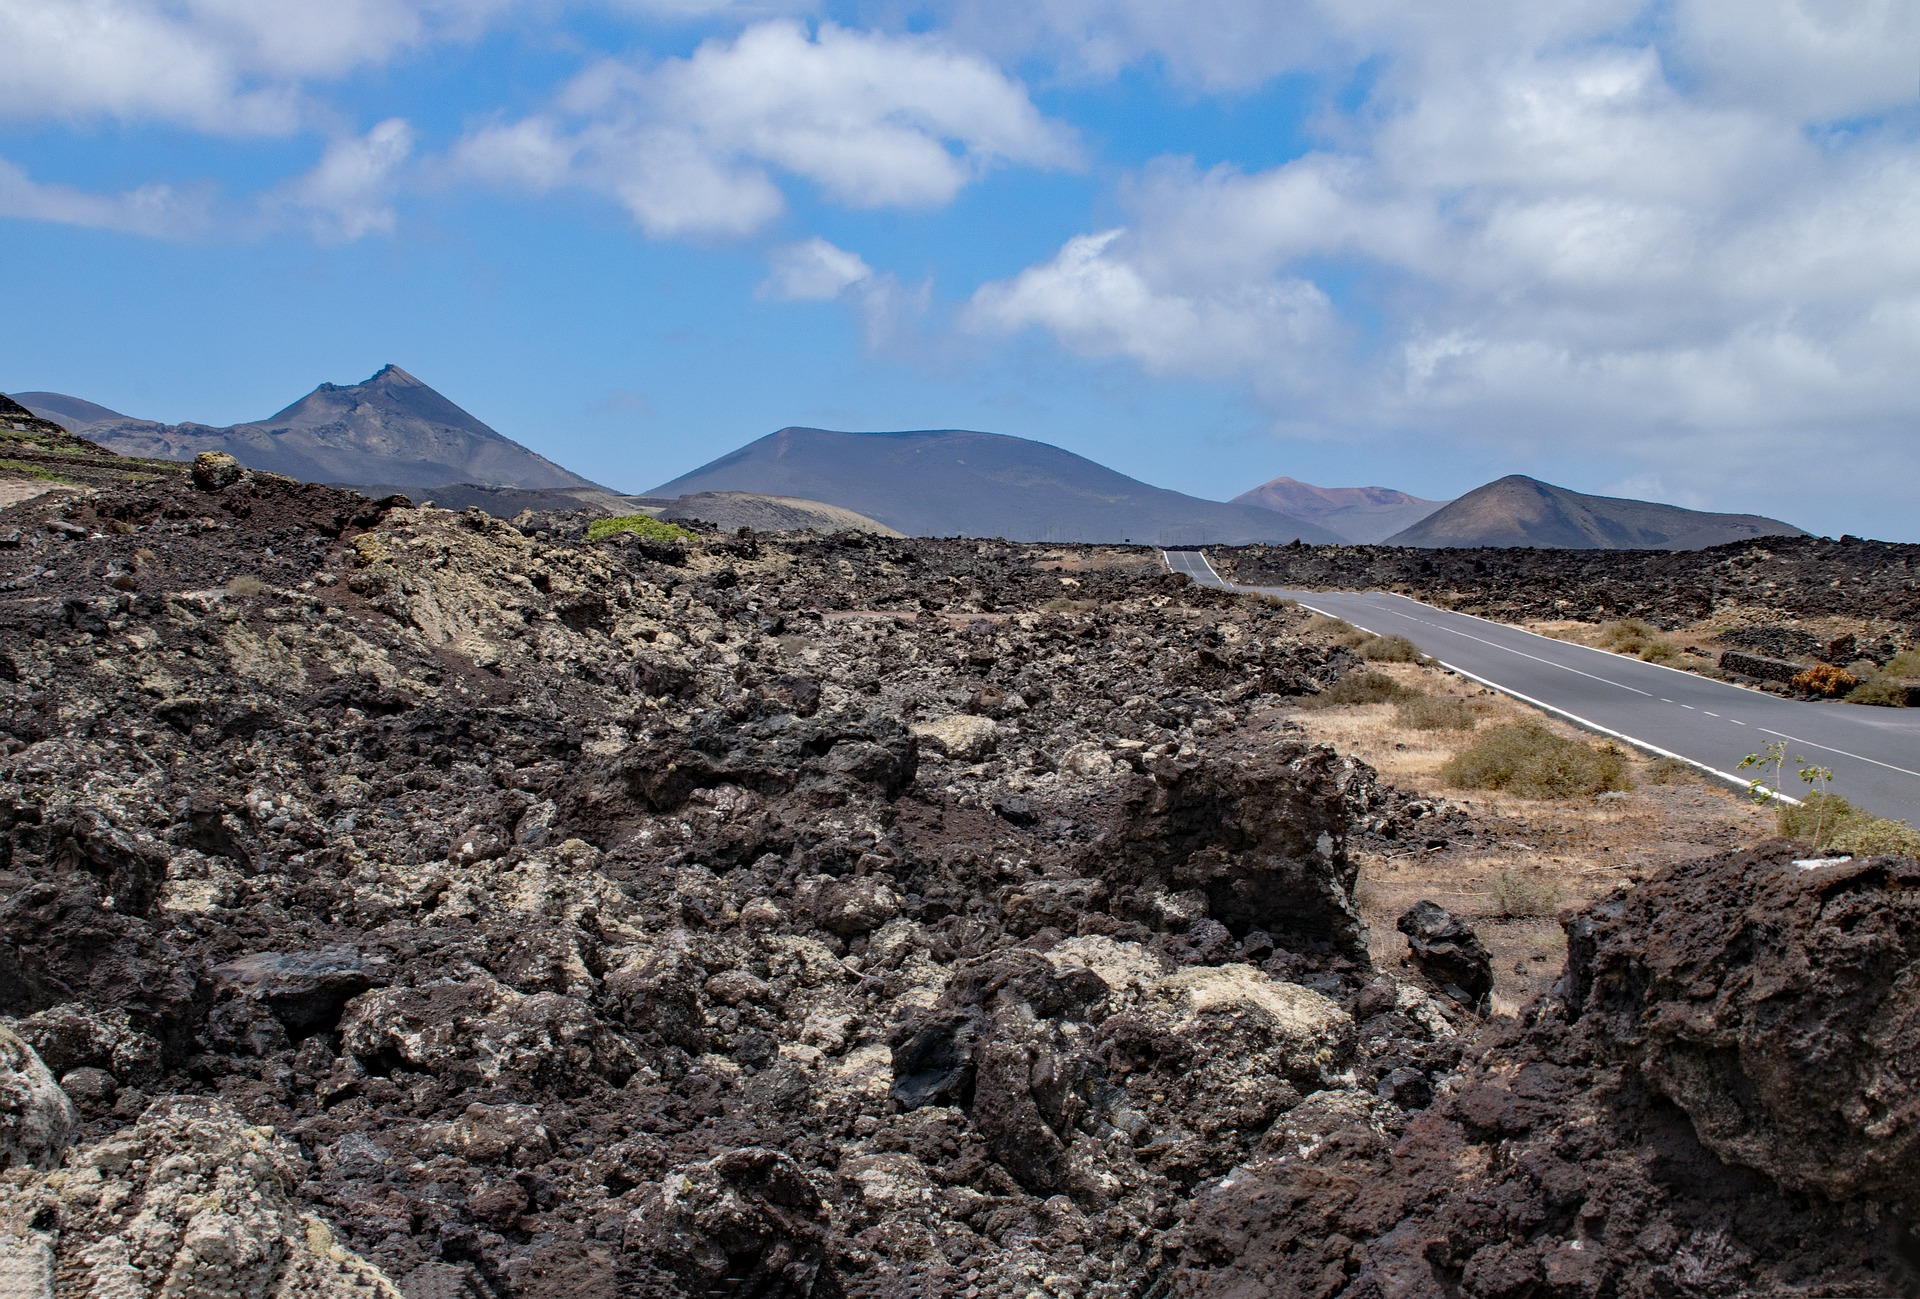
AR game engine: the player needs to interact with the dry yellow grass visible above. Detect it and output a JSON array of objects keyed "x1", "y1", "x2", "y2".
[{"x1": 1267, "y1": 656, "x2": 1776, "y2": 1010}]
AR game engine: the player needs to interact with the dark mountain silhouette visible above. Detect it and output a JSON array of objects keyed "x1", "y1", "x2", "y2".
[
  {"x1": 650, "y1": 427, "x2": 1340, "y2": 544},
  {"x1": 1232, "y1": 476, "x2": 1448, "y2": 544},
  {"x1": 14, "y1": 392, "x2": 132, "y2": 429},
  {"x1": 26, "y1": 366, "x2": 603, "y2": 492},
  {"x1": 1384, "y1": 475, "x2": 1806, "y2": 550}
]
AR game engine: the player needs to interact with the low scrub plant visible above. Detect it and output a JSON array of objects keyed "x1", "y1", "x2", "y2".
[
  {"x1": 586, "y1": 515, "x2": 696, "y2": 544},
  {"x1": 1394, "y1": 695, "x2": 1477, "y2": 730},
  {"x1": 1595, "y1": 619, "x2": 1659, "y2": 653},
  {"x1": 1882, "y1": 649, "x2": 1920, "y2": 678},
  {"x1": 1304, "y1": 614, "x2": 1372, "y2": 650},
  {"x1": 1488, "y1": 869, "x2": 1567, "y2": 919},
  {"x1": 1791, "y1": 663, "x2": 1858, "y2": 698},
  {"x1": 1778, "y1": 793, "x2": 1920, "y2": 857},
  {"x1": 1359, "y1": 633, "x2": 1427, "y2": 664},
  {"x1": 1441, "y1": 722, "x2": 1631, "y2": 798},
  {"x1": 225, "y1": 574, "x2": 267, "y2": 597},
  {"x1": 1301, "y1": 670, "x2": 1413, "y2": 708},
  {"x1": 1845, "y1": 679, "x2": 1910, "y2": 707}
]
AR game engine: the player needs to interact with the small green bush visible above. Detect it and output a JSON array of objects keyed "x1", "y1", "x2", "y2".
[
  {"x1": 1845, "y1": 679, "x2": 1909, "y2": 707},
  {"x1": 1488, "y1": 869, "x2": 1567, "y2": 918},
  {"x1": 1441, "y1": 722, "x2": 1631, "y2": 799},
  {"x1": 585, "y1": 514, "x2": 697, "y2": 544},
  {"x1": 1360, "y1": 633, "x2": 1426, "y2": 663},
  {"x1": 1395, "y1": 695, "x2": 1477, "y2": 730},
  {"x1": 1777, "y1": 792, "x2": 1920, "y2": 856},
  {"x1": 1302, "y1": 671, "x2": 1413, "y2": 708},
  {"x1": 1882, "y1": 650, "x2": 1920, "y2": 677}
]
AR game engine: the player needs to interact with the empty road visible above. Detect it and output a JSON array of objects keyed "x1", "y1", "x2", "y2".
[{"x1": 1163, "y1": 548, "x2": 1920, "y2": 826}]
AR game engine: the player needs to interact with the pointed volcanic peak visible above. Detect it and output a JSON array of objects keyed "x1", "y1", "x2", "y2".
[
  {"x1": 1384, "y1": 475, "x2": 1807, "y2": 550},
  {"x1": 651, "y1": 427, "x2": 1342, "y2": 544},
  {"x1": 1232, "y1": 476, "x2": 1449, "y2": 544},
  {"x1": 56, "y1": 365, "x2": 605, "y2": 492}
]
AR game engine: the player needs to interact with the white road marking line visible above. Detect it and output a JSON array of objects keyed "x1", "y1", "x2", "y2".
[
  {"x1": 1704, "y1": 711, "x2": 1719, "y2": 718},
  {"x1": 1169, "y1": 549, "x2": 1914, "y2": 806},
  {"x1": 1757, "y1": 727, "x2": 1920, "y2": 780}
]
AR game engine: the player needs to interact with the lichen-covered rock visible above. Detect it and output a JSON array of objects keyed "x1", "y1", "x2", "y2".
[
  {"x1": 190, "y1": 450, "x2": 246, "y2": 492},
  {"x1": 910, "y1": 713, "x2": 998, "y2": 761},
  {"x1": 0, "y1": 1097, "x2": 399, "y2": 1297},
  {"x1": 338, "y1": 975, "x2": 637, "y2": 1094},
  {"x1": 0, "y1": 1026, "x2": 73, "y2": 1172}
]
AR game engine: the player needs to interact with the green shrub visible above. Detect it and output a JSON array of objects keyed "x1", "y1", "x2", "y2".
[
  {"x1": 1488, "y1": 869, "x2": 1567, "y2": 918},
  {"x1": 1302, "y1": 671, "x2": 1413, "y2": 708},
  {"x1": 1845, "y1": 679, "x2": 1909, "y2": 707},
  {"x1": 1880, "y1": 649, "x2": 1920, "y2": 677},
  {"x1": 585, "y1": 514, "x2": 697, "y2": 544},
  {"x1": 1395, "y1": 695, "x2": 1477, "y2": 730},
  {"x1": 1777, "y1": 792, "x2": 1920, "y2": 856},
  {"x1": 1441, "y1": 722, "x2": 1631, "y2": 798},
  {"x1": 1360, "y1": 633, "x2": 1426, "y2": 663},
  {"x1": 1638, "y1": 640, "x2": 1681, "y2": 664}
]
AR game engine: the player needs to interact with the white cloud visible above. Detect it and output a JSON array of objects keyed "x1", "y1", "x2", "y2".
[
  {"x1": 269, "y1": 118, "x2": 417, "y2": 241},
  {"x1": 0, "y1": 0, "x2": 511, "y2": 133},
  {"x1": 453, "y1": 19, "x2": 1078, "y2": 237},
  {"x1": 758, "y1": 236, "x2": 929, "y2": 349},
  {"x1": 963, "y1": 0, "x2": 1920, "y2": 520},
  {"x1": 761, "y1": 237, "x2": 874, "y2": 300},
  {"x1": 0, "y1": 157, "x2": 210, "y2": 238}
]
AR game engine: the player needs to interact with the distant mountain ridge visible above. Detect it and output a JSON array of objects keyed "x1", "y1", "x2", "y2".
[
  {"x1": 20, "y1": 366, "x2": 603, "y2": 492},
  {"x1": 1232, "y1": 476, "x2": 1449, "y2": 544},
  {"x1": 651, "y1": 427, "x2": 1341, "y2": 545},
  {"x1": 1385, "y1": 474, "x2": 1806, "y2": 550}
]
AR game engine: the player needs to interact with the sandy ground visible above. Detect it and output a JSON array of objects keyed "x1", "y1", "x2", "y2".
[
  {"x1": 0, "y1": 476, "x2": 67, "y2": 509},
  {"x1": 1271, "y1": 658, "x2": 1777, "y2": 1011}
]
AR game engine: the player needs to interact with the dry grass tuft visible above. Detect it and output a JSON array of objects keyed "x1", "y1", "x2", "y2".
[
  {"x1": 1395, "y1": 694, "x2": 1477, "y2": 731},
  {"x1": 1441, "y1": 722, "x2": 1631, "y2": 799},
  {"x1": 1303, "y1": 670, "x2": 1414, "y2": 709},
  {"x1": 225, "y1": 574, "x2": 267, "y2": 597},
  {"x1": 1488, "y1": 869, "x2": 1568, "y2": 918},
  {"x1": 1359, "y1": 633, "x2": 1426, "y2": 664}
]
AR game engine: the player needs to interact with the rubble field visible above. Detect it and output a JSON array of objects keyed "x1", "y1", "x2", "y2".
[
  {"x1": 1216, "y1": 536, "x2": 1920, "y2": 648},
  {"x1": 0, "y1": 463, "x2": 1914, "y2": 1297}
]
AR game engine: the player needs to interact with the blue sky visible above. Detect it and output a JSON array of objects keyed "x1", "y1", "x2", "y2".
[{"x1": 3, "y1": 0, "x2": 1918, "y2": 539}]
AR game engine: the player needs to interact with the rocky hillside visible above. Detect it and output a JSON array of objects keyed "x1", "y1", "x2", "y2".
[
  {"x1": 1385, "y1": 474, "x2": 1805, "y2": 549},
  {"x1": 1230, "y1": 477, "x2": 1448, "y2": 544},
  {"x1": 35, "y1": 365, "x2": 604, "y2": 493},
  {"x1": 0, "y1": 463, "x2": 1910, "y2": 1297}
]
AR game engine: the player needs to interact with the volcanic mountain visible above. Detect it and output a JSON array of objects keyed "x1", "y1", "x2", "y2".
[
  {"x1": 1232, "y1": 476, "x2": 1449, "y2": 544},
  {"x1": 650, "y1": 427, "x2": 1339, "y2": 544},
  {"x1": 1384, "y1": 474, "x2": 1807, "y2": 549},
  {"x1": 20, "y1": 365, "x2": 604, "y2": 492}
]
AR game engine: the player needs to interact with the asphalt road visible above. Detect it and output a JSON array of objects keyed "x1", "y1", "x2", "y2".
[{"x1": 1163, "y1": 548, "x2": 1920, "y2": 827}]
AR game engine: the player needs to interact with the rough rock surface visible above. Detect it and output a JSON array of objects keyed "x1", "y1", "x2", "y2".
[
  {"x1": 0, "y1": 468, "x2": 1910, "y2": 1295},
  {"x1": 1217, "y1": 535, "x2": 1920, "y2": 640},
  {"x1": 1396, "y1": 900, "x2": 1493, "y2": 1003},
  {"x1": 0, "y1": 1096, "x2": 402, "y2": 1296},
  {"x1": 0, "y1": 1027, "x2": 74, "y2": 1171}
]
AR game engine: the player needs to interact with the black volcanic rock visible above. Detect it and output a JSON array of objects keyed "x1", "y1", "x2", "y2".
[
  {"x1": 651, "y1": 425, "x2": 1340, "y2": 544},
  {"x1": 32, "y1": 365, "x2": 603, "y2": 492},
  {"x1": 1385, "y1": 473, "x2": 1804, "y2": 549}
]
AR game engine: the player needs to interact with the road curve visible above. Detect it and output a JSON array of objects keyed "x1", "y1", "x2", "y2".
[{"x1": 1163, "y1": 548, "x2": 1920, "y2": 827}]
